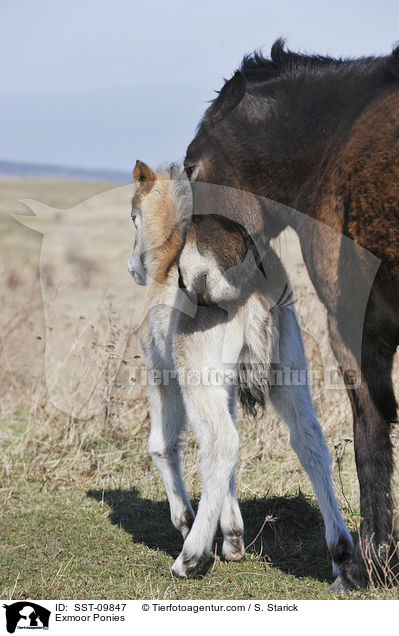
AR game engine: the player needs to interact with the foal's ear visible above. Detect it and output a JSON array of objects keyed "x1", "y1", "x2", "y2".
[
  {"x1": 133, "y1": 160, "x2": 156, "y2": 189},
  {"x1": 213, "y1": 71, "x2": 246, "y2": 120}
]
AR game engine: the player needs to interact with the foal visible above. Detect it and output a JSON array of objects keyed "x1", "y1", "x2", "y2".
[{"x1": 128, "y1": 160, "x2": 352, "y2": 579}]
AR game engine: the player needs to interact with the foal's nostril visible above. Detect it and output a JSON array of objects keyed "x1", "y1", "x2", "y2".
[{"x1": 178, "y1": 266, "x2": 186, "y2": 289}]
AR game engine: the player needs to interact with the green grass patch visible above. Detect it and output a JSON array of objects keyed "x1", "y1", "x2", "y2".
[{"x1": 1, "y1": 404, "x2": 397, "y2": 600}]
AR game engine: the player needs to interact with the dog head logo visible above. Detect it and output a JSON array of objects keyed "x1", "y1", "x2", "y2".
[{"x1": 3, "y1": 602, "x2": 50, "y2": 633}]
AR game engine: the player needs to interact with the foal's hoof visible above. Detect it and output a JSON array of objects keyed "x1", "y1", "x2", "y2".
[
  {"x1": 328, "y1": 575, "x2": 349, "y2": 594},
  {"x1": 171, "y1": 552, "x2": 209, "y2": 579},
  {"x1": 329, "y1": 534, "x2": 365, "y2": 591},
  {"x1": 330, "y1": 545, "x2": 373, "y2": 591},
  {"x1": 330, "y1": 554, "x2": 369, "y2": 591},
  {"x1": 222, "y1": 536, "x2": 245, "y2": 562},
  {"x1": 172, "y1": 509, "x2": 195, "y2": 540}
]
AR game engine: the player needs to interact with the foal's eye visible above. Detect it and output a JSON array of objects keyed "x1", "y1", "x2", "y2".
[
  {"x1": 185, "y1": 164, "x2": 197, "y2": 180},
  {"x1": 131, "y1": 211, "x2": 141, "y2": 229}
]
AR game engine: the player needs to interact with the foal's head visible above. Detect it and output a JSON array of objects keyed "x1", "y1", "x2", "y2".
[{"x1": 128, "y1": 160, "x2": 191, "y2": 285}]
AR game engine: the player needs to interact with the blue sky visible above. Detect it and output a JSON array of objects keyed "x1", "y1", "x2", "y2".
[{"x1": 1, "y1": 0, "x2": 399, "y2": 170}]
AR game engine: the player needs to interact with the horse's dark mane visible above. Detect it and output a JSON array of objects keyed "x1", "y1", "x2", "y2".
[
  {"x1": 240, "y1": 37, "x2": 399, "y2": 83},
  {"x1": 240, "y1": 38, "x2": 339, "y2": 82}
]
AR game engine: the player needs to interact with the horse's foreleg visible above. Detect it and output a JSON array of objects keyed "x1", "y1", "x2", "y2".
[
  {"x1": 147, "y1": 381, "x2": 194, "y2": 538},
  {"x1": 171, "y1": 383, "x2": 240, "y2": 577}
]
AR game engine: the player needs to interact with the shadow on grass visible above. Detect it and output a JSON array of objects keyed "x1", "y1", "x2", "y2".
[{"x1": 86, "y1": 488, "x2": 333, "y2": 583}]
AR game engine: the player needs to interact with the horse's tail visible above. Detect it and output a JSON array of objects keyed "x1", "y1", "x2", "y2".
[
  {"x1": 236, "y1": 296, "x2": 274, "y2": 418},
  {"x1": 236, "y1": 362, "x2": 269, "y2": 418}
]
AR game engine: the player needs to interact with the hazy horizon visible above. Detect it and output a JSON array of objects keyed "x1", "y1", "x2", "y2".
[{"x1": 2, "y1": 0, "x2": 399, "y2": 172}]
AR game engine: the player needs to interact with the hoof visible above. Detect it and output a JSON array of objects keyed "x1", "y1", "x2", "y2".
[
  {"x1": 171, "y1": 551, "x2": 209, "y2": 579},
  {"x1": 330, "y1": 534, "x2": 365, "y2": 590},
  {"x1": 172, "y1": 510, "x2": 195, "y2": 539},
  {"x1": 328, "y1": 575, "x2": 349, "y2": 594},
  {"x1": 222, "y1": 536, "x2": 245, "y2": 562},
  {"x1": 332, "y1": 553, "x2": 369, "y2": 590},
  {"x1": 171, "y1": 554, "x2": 189, "y2": 578}
]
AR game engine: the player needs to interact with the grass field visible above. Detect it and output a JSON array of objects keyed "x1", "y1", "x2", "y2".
[{"x1": 0, "y1": 176, "x2": 398, "y2": 600}]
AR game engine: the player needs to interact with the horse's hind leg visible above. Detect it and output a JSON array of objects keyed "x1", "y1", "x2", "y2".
[
  {"x1": 171, "y1": 382, "x2": 240, "y2": 578},
  {"x1": 147, "y1": 380, "x2": 194, "y2": 538},
  {"x1": 270, "y1": 308, "x2": 353, "y2": 581},
  {"x1": 328, "y1": 308, "x2": 398, "y2": 588}
]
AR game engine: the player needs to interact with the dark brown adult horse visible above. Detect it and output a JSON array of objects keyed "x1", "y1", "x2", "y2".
[{"x1": 180, "y1": 40, "x2": 399, "y2": 589}]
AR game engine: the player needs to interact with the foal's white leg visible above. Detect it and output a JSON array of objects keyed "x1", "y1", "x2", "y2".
[
  {"x1": 270, "y1": 307, "x2": 353, "y2": 573},
  {"x1": 147, "y1": 381, "x2": 194, "y2": 538},
  {"x1": 220, "y1": 387, "x2": 245, "y2": 561},
  {"x1": 171, "y1": 382, "x2": 240, "y2": 577},
  {"x1": 220, "y1": 473, "x2": 245, "y2": 561}
]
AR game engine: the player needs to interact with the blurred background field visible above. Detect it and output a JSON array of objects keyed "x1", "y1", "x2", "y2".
[{"x1": 0, "y1": 176, "x2": 398, "y2": 600}]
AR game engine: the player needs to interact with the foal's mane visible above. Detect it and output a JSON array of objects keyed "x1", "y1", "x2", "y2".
[
  {"x1": 154, "y1": 162, "x2": 192, "y2": 226},
  {"x1": 167, "y1": 163, "x2": 192, "y2": 224}
]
